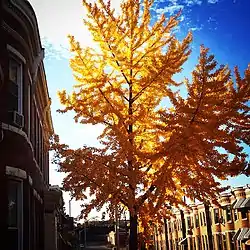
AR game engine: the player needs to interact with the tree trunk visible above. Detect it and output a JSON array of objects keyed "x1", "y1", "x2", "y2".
[{"x1": 129, "y1": 212, "x2": 138, "y2": 250}]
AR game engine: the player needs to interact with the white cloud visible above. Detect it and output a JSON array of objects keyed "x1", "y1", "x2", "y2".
[
  {"x1": 156, "y1": 5, "x2": 184, "y2": 15},
  {"x1": 41, "y1": 38, "x2": 70, "y2": 60},
  {"x1": 208, "y1": 0, "x2": 219, "y2": 3},
  {"x1": 184, "y1": 0, "x2": 202, "y2": 6},
  {"x1": 155, "y1": 0, "x2": 202, "y2": 6},
  {"x1": 189, "y1": 24, "x2": 204, "y2": 31}
]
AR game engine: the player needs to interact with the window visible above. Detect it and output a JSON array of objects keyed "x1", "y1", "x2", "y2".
[
  {"x1": 187, "y1": 216, "x2": 191, "y2": 228},
  {"x1": 191, "y1": 217, "x2": 194, "y2": 228},
  {"x1": 200, "y1": 212, "x2": 203, "y2": 226},
  {"x1": 203, "y1": 212, "x2": 207, "y2": 226},
  {"x1": 192, "y1": 237, "x2": 196, "y2": 250},
  {"x1": 197, "y1": 236, "x2": 201, "y2": 249},
  {"x1": 214, "y1": 208, "x2": 219, "y2": 224},
  {"x1": 9, "y1": 58, "x2": 23, "y2": 114},
  {"x1": 8, "y1": 179, "x2": 23, "y2": 250},
  {"x1": 202, "y1": 235, "x2": 205, "y2": 250},
  {"x1": 190, "y1": 238, "x2": 193, "y2": 250},
  {"x1": 222, "y1": 234, "x2": 227, "y2": 250},
  {"x1": 225, "y1": 205, "x2": 232, "y2": 221},
  {"x1": 205, "y1": 235, "x2": 209, "y2": 250},
  {"x1": 241, "y1": 210, "x2": 247, "y2": 219},
  {"x1": 217, "y1": 234, "x2": 222, "y2": 250},
  {"x1": 209, "y1": 210, "x2": 213, "y2": 225},
  {"x1": 233, "y1": 209, "x2": 238, "y2": 221},
  {"x1": 195, "y1": 214, "x2": 199, "y2": 227},
  {"x1": 228, "y1": 232, "x2": 235, "y2": 250},
  {"x1": 202, "y1": 235, "x2": 208, "y2": 250},
  {"x1": 237, "y1": 240, "x2": 242, "y2": 250}
]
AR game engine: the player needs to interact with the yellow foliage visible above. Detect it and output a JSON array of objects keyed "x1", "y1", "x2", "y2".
[{"x1": 52, "y1": 0, "x2": 250, "y2": 244}]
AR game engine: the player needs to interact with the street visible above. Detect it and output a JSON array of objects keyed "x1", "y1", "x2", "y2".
[{"x1": 82, "y1": 241, "x2": 112, "y2": 250}]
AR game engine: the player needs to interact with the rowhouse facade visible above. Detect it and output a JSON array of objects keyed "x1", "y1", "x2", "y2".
[
  {"x1": 0, "y1": 0, "x2": 53, "y2": 249},
  {"x1": 155, "y1": 186, "x2": 250, "y2": 250}
]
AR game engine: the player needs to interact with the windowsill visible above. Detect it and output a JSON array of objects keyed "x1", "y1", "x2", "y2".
[{"x1": 242, "y1": 218, "x2": 248, "y2": 220}]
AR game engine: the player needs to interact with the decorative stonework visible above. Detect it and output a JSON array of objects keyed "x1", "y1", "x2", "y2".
[
  {"x1": 6, "y1": 165, "x2": 27, "y2": 179},
  {"x1": 2, "y1": 21, "x2": 30, "y2": 58},
  {"x1": 4, "y1": 0, "x2": 41, "y2": 54},
  {"x1": 7, "y1": 44, "x2": 26, "y2": 63}
]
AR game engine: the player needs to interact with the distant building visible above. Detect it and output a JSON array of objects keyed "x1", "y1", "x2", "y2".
[
  {"x1": 0, "y1": 0, "x2": 53, "y2": 250},
  {"x1": 44, "y1": 185, "x2": 76, "y2": 250},
  {"x1": 154, "y1": 186, "x2": 250, "y2": 250}
]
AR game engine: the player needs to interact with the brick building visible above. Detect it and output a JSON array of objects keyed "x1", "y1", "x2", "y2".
[
  {"x1": 0, "y1": 0, "x2": 54, "y2": 249},
  {"x1": 154, "y1": 186, "x2": 250, "y2": 250}
]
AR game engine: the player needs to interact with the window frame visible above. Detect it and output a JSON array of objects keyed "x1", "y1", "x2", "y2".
[
  {"x1": 214, "y1": 208, "x2": 220, "y2": 224},
  {"x1": 225, "y1": 205, "x2": 232, "y2": 222},
  {"x1": 7, "y1": 45, "x2": 25, "y2": 115},
  {"x1": 8, "y1": 177, "x2": 23, "y2": 250},
  {"x1": 9, "y1": 57, "x2": 23, "y2": 114},
  {"x1": 199, "y1": 212, "x2": 203, "y2": 226},
  {"x1": 203, "y1": 211, "x2": 207, "y2": 226},
  {"x1": 195, "y1": 214, "x2": 199, "y2": 228}
]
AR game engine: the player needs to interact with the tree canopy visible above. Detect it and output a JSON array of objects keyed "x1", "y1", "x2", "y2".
[{"x1": 52, "y1": 0, "x2": 250, "y2": 247}]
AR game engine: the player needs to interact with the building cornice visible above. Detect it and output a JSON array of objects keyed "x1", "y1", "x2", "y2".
[
  {"x1": 2, "y1": 21, "x2": 32, "y2": 63},
  {"x1": 4, "y1": 0, "x2": 42, "y2": 56}
]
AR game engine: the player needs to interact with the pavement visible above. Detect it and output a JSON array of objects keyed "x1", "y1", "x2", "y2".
[
  {"x1": 81, "y1": 242, "x2": 112, "y2": 250},
  {"x1": 84, "y1": 246, "x2": 112, "y2": 250}
]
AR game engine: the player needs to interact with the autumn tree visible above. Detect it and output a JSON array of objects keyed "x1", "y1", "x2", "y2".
[{"x1": 52, "y1": 0, "x2": 250, "y2": 249}]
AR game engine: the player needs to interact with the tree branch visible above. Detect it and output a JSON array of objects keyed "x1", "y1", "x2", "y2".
[{"x1": 136, "y1": 185, "x2": 156, "y2": 208}]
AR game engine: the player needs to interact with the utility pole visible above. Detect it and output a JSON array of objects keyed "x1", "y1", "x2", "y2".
[
  {"x1": 78, "y1": 228, "x2": 85, "y2": 250},
  {"x1": 69, "y1": 197, "x2": 73, "y2": 217},
  {"x1": 84, "y1": 222, "x2": 87, "y2": 248},
  {"x1": 115, "y1": 205, "x2": 120, "y2": 250}
]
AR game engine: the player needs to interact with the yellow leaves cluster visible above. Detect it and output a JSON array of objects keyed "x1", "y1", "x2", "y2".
[
  {"x1": 156, "y1": 46, "x2": 250, "y2": 207},
  {"x1": 53, "y1": 0, "x2": 250, "y2": 241}
]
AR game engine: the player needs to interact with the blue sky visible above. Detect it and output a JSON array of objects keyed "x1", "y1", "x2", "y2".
[{"x1": 29, "y1": 0, "x2": 249, "y2": 218}]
